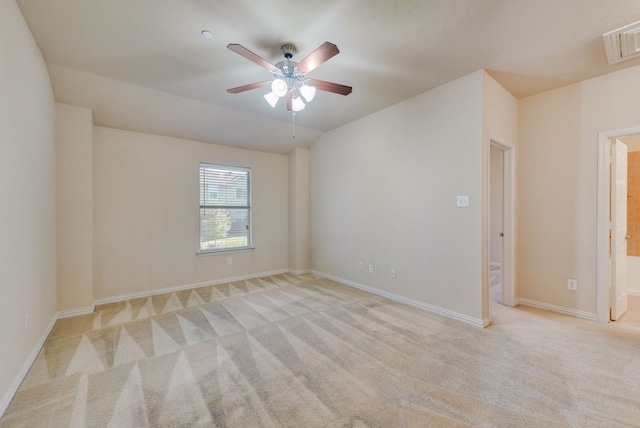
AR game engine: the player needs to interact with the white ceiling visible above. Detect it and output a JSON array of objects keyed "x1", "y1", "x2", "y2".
[{"x1": 16, "y1": 0, "x2": 640, "y2": 154}]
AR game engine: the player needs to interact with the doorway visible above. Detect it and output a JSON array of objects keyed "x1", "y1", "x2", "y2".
[
  {"x1": 487, "y1": 135, "x2": 516, "y2": 312},
  {"x1": 489, "y1": 144, "x2": 504, "y2": 304},
  {"x1": 597, "y1": 128, "x2": 640, "y2": 323},
  {"x1": 617, "y1": 133, "x2": 640, "y2": 328}
]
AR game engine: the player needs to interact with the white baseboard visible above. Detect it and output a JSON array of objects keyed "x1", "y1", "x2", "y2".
[
  {"x1": 628, "y1": 289, "x2": 640, "y2": 297},
  {"x1": 290, "y1": 269, "x2": 311, "y2": 275},
  {"x1": 57, "y1": 306, "x2": 95, "y2": 319},
  {"x1": 0, "y1": 314, "x2": 57, "y2": 419},
  {"x1": 312, "y1": 271, "x2": 487, "y2": 328},
  {"x1": 93, "y1": 269, "x2": 290, "y2": 306},
  {"x1": 517, "y1": 298, "x2": 598, "y2": 321}
]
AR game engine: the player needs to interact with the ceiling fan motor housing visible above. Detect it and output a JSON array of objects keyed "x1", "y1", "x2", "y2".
[{"x1": 281, "y1": 44, "x2": 296, "y2": 59}]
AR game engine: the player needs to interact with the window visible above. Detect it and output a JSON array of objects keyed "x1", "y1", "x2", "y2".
[
  {"x1": 207, "y1": 185, "x2": 219, "y2": 200},
  {"x1": 199, "y1": 163, "x2": 251, "y2": 252},
  {"x1": 235, "y1": 188, "x2": 247, "y2": 200}
]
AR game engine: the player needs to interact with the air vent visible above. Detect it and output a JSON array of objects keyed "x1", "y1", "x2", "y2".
[{"x1": 603, "y1": 20, "x2": 640, "y2": 65}]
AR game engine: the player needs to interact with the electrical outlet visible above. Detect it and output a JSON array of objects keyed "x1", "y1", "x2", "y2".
[
  {"x1": 226, "y1": 257, "x2": 232, "y2": 266},
  {"x1": 358, "y1": 262, "x2": 363, "y2": 271},
  {"x1": 456, "y1": 195, "x2": 470, "y2": 207},
  {"x1": 567, "y1": 279, "x2": 577, "y2": 291},
  {"x1": 23, "y1": 313, "x2": 28, "y2": 333},
  {"x1": 368, "y1": 264, "x2": 374, "y2": 274},
  {"x1": 391, "y1": 269, "x2": 396, "y2": 279}
]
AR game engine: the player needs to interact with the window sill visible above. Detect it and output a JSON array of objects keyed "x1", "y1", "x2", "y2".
[{"x1": 197, "y1": 246, "x2": 255, "y2": 256}]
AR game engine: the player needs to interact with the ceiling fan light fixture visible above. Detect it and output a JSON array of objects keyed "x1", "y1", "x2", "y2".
[
  {"x1": 226, "y1": 41, "x2": 352, "y2": 112},
  {"x1": 271, "y1": 79, "x2": 288, "y2": 97},
  {"x1": 300, "y1": 84, "x2": 316, "y2": 102},
  {"x1": 264, "y1": 91, "x2": 279, "y2": 108},
  {"x1": 292, "y1": 96, "x2": 305, "y2": 112}
]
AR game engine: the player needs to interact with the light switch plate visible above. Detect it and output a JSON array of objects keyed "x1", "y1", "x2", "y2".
[{"x1": 457, "y1": 195, "x2": 470, "y2": 207}]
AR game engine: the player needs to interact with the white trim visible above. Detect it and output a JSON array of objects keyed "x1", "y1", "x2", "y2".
[
  {"x1": 93, "y1": 269, "x2": 290, "y2": 306},
  {"x1": 196, "y1": 246, "x2": 255, "y2": 256},
  {"x1": 313, "y1": 271, "x2": 488, "y2": 328},
  {"x1": 0, "y1": 314, "x2": 58, "y2": 419},
  {"x1": 57, "y1": 306, "x2": 95, "y2": 319},
  {"x1": 290, "y1": 269, "x2": 311, "y2": 275},
  {"x1": 597, "y1": 126, "x2": 640, "y2": 323},
  {"x1": 518, "y1": 298, "x2": 598, "y2": 321},
  {"x1": 488, "y1": 134, "x2": 516, "y2": 309},
  {"x1": 628, "y1": 289, "x2": 640, "y2": 297}
]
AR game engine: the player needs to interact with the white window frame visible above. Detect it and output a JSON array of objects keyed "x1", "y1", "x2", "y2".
[{"x1": 199, "y1": 163, "x2": 252, "y2": 253}]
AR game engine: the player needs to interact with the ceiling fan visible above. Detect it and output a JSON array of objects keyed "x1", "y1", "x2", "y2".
[{"x1": 226, "y1": 41, "x2": 352, "y2": 112}]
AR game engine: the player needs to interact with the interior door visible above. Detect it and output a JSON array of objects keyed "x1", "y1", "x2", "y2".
[{"x1": 611, "y1": 139, "x2": 628, "y2": 320}]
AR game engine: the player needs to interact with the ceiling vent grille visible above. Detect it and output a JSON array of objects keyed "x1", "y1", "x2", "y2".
[{"x1": 603, "y1": 20, "x2": 640, "y2": 65}]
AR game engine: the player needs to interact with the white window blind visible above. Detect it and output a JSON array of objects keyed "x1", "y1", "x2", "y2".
[{"x1": 199, "y1": 163, "x2": 251, "y2": 252}]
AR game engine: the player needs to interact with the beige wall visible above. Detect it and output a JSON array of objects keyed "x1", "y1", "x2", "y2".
[
  {"x1": 311, "y1": 71, "x2": 485, "y2": 323},
  {"x1": 288, "y1": 148, "x2": 310, "y2": 273},
  {"x1": 519, "y1": 63, "x2": 640, "y2": 314},
  {"x1": 0, "y1": 0, "x2": 57, "y2": 410},
  {"x1": 56, "y1": 103, "x2": 94, "y2": 311},
  {"x1": 482, "y1": 72, "x2": 519, "y2": 146},
  {"x1": 93, "y1": 127, "x2": 289, "y2": 300}
]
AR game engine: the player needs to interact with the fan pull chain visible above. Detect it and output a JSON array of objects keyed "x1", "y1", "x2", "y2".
[{"x1": 292, "y1": 111, "x2": 296, "y2": 139}]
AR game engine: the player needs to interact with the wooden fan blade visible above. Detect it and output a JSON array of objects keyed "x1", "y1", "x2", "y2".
[
  {"x1": 227, "y1": 81, "x2": 271, "y2": 94},
  {"x1": 227, "y1": 44, "x2": 278, "y2": 72},
  {"x1": 296, "y1": 42, "x2": 340, "y2": 74},
  {"x1": 286, "y1": 91, "x2": 293, "y2": 111},
  {"x1": 308, "y1": 79, "x2": 352, "y2": 96}
]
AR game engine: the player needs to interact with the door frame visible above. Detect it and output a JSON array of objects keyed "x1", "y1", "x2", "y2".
[
  {"x1": 597, "y1": 126, "x2": 640, "y2": 322},
  {"x1": 487, "y1": 134, "x2": 516, "y2": 308}
]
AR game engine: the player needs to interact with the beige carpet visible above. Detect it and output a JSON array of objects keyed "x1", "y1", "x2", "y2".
[
  {"x1": 2, "y1": 273, "x2": 640, "y2": 427},
  {"x1": 618, "y1": 295, "x2": 640, "y2": 329}
]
